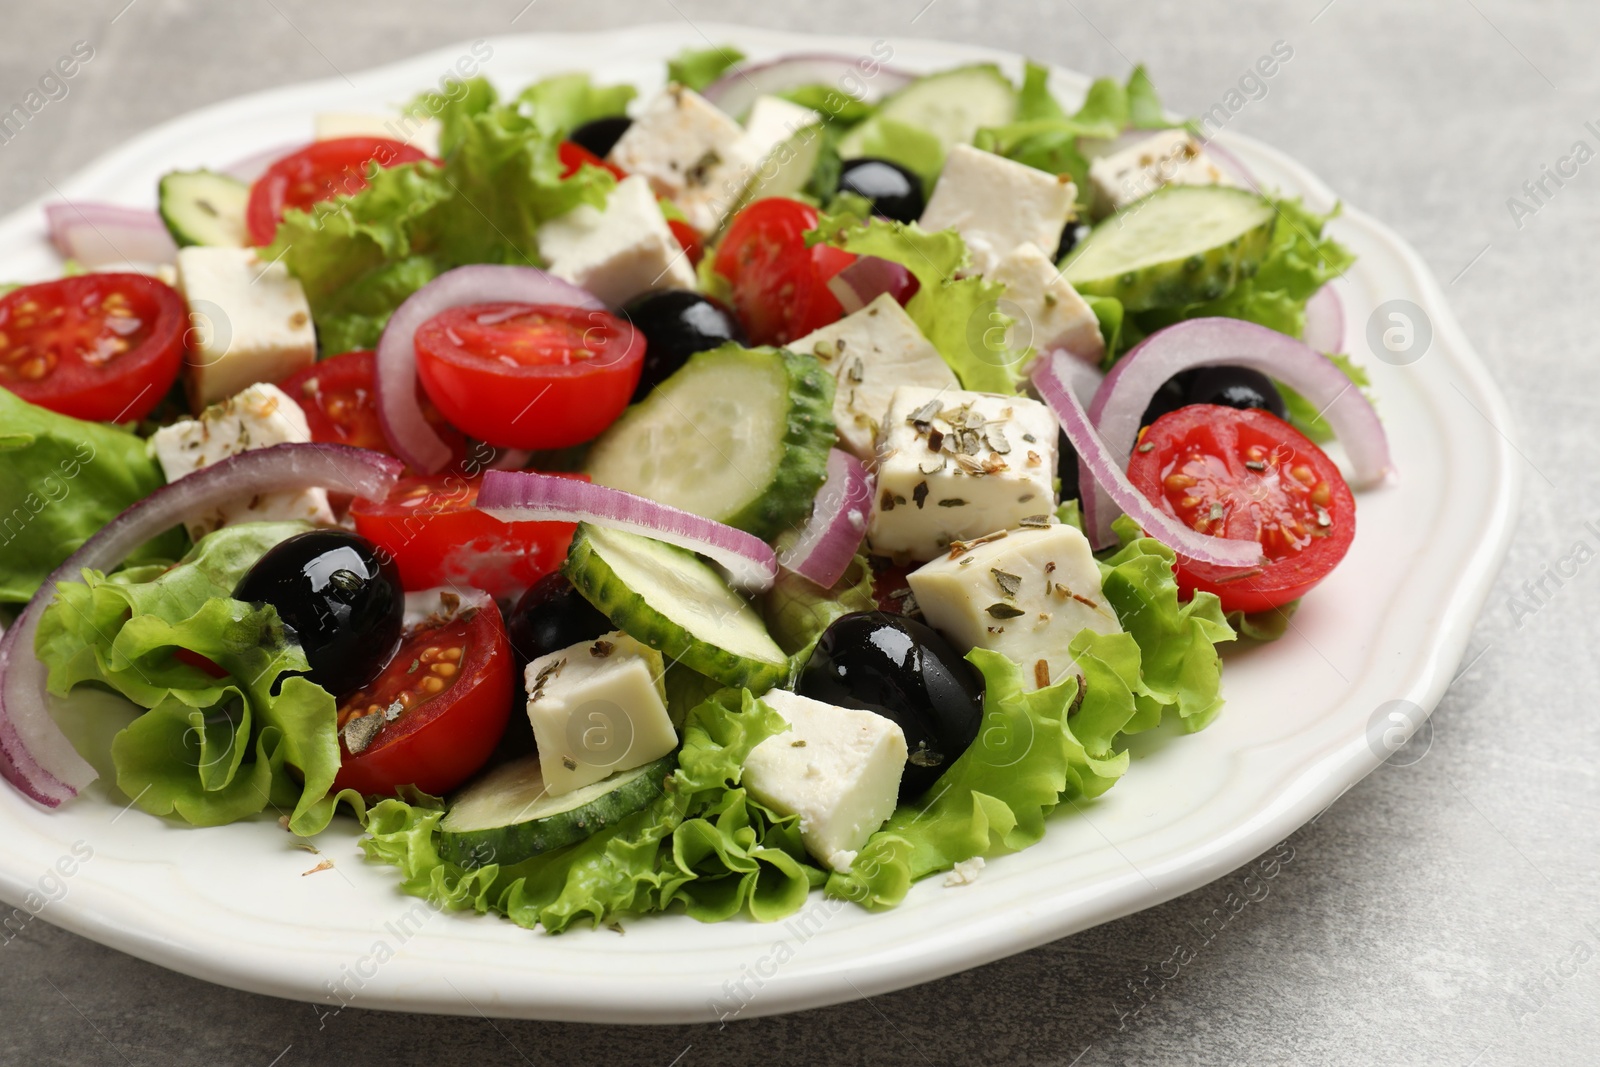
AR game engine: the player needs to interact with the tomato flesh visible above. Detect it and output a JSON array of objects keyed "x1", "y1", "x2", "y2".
[
  {"x1": 350, "y1": 472, "x2": 585, "y2": 599},
  {"x1": 713, "y1": 198, "x2": 855, "y2": 345},
  {"x1": 1126, "y1": 405, "x2": 1356, "y2": 614},
  {"x1": 0, "y1": 273, "x2": 184, "y2": 423},
  {"x1": 278, "y1": 349, "x2": 468, "y2": 467},
  {"x1": 413, "y1": 302, "x2": 644, "y2": 450},
  {"x1": 247, "y1": 137, "x2": 429, "y2": 246},
  {"x1": 332, "y1": 599, "x2": 513, "y2": 796}
]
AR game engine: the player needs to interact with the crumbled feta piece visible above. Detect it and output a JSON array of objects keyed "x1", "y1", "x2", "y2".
[
  {"x1": 672, "y1": 95, "x2": 823, "y2": 234},
  {"x1": 919, "y1": 143, "x2": 1078, "y2": 275},
  {"x1": 1087, "y1": 128, "x2": 1234, "y2": 215},
  {"x1": 867, "y1": 386, "x2": 1059, "y2": 562},
  {"x1": 907, "y1": 523, "x2": 1121, "y2": 690},
  {"x1": 537, "y1": 175, "x2": 696, "y2": 306},
  {"x1": 788, "y1": 293, "x2": 958, "y2": 461},
  {"x1": 742, "y1": 689, "x2": 907, "y2": 874},
  {"x1": 988, "y1": 242, "x2": 1105, "y2": 367},
  {"x1": 944, "y1": 856, "x2": 986, "y2": 886},
  {"x1": 523, "y1": 631, "x2": 678, "y2": 797},
  {"x1": 174, "y1": 247, "x2": 316, "y2": 410},
  {"x1": 149, "y1": 382, "x2": 333, "y2": 541},
  {"x1": 607, "y1": 85, "x2": 747, "y2": 231},
  {"x1": 313, "y1": 111, "x2": 442, "y2": 157}
]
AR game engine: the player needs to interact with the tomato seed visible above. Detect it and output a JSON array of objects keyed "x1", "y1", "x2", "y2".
[
  {"x1": 420, "y1": 676, "x2": 446, "y2": 695},
  {"x1": 1164, "y1": 473, "x2": 1196, "y2": 491},
  {"x1": 432, "y1": 662, "x2": 457, "y2": 677},
  {"x1": 1311, "y1": 482, "x2": 1331, "y2": 506}
]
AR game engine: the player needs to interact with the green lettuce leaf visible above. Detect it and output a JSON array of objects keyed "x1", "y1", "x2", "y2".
[
  {"x1": 667, "y1": 45, "x2": 746, "y2": 93},
  {"x1": 1281, "y1": 351, "x2": 1372, "y2": 442},
  {"x1": 0, "y1": 391, "x2": 186, "y2": 604},
  {"x1": 761, "y1": 553, "x2": 875, "y2": 660},
  {"x1": 780, "y1": 84, "x2": 877, "y2": 126},
  {"x1": 34, "y1": 522, "x2": 346, "y2": 833},
  {"x1": 359, "y1": 688, "x2": 820, "y2": 933},
  {"x1": 1228, "y1": 599, "x2": 1299, "y2": 643},
  {"x1": 515, "y1": 73, "x2": 636, "y2": 137},
  {"x1": 835, "y1": 117, "x2": 945, "y2": 191}
]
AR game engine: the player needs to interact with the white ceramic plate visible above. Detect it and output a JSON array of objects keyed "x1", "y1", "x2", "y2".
[{"x1": 0, "y1": 24, "x2": 1518, "y2": 1023}]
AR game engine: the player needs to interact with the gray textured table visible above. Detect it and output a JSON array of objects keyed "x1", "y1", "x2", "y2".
[{"x1": 1, "y1": 2, "x2": 1591, "y2": 1064}]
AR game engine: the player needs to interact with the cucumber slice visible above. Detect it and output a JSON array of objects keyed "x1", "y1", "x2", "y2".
[
  {"x1": 1060, "y1": 185, "x2": 1276, "y2": 311},
  {"x1": 563, "y1": 523, "x2": 790, "y2": 692},
  {"x1": 158, "y1": 170, "x2": 251, "y2": 248},
  {"x1": 838, "y1": 64, "x2": 1017, "y2": 160},
  {"x1": 584, "y1": 344, "x2": 834, "y2": 541},
  {"x1": 439, "y1": 754, "x2": 675, "y2": 868},
  {"x1": 718, "y1": 125, "x2": 825, "y2": 236}
]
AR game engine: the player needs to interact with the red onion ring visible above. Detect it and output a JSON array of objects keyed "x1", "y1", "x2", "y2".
[
  {"x1": 1302, "y1": 283, "x2": 1344, "y2": 353},
  {"x1": 224, "y1": 142, "x2": 304, "y2": 183},
  {"x1": 43, "y1": 202, "x2": 177, "y2": 269},
  {"x1": 1081, "y1": 317, "x2": 1392, "y2": 548},
  {"x1": 375, "y1": 266, "x2": 603, "y2": 474},
  {"x1": 825, "y1": 256, "x2": 920, "y2": 315},
  {"x1": 477, "y1": 470, "x2": 778, "y2": 592},
  {"x1": 1200, "y1": 139, "x2": 1260, "y2": 192},
  {"x1": 1032, "y1": 352, "x2": 1262, "y2": 567},
  {"x1": 701, "y1": 53, "x2": 914, "y2": 119},
  {"x1": 0, "y1": 443, "x2": 402, "y2": 809},
  {"x1": 776, "y1": 450, "x2": 872, "y2": 588}
]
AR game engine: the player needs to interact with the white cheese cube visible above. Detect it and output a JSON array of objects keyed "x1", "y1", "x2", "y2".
[
  {"x1": 536, "y1": 175, "x2": 696, "y2": 307},
  {"x1": 988, "y1": 242, "x2": 1105, "y2": 367},
  {"x1": 788, "y1": 293, "x2": 958, "y2": 461},
  {"x1": 672, "y1": 95, "x2": 823, "y2": 234},
  {"x1": 741, "y1": 95, "x2": 822, "y2": 148},
  {"x1": 1087, "y1": 128, "x2": 1233, "y2": 215},
  {"x1": 607, "y1": 85, "x2": 747, "y2": 231},
  {"x1": 867, "y1": 386, "x2": 1058, "y2": 562},
  {"x1": 919, "y1": 143, "x2": 1077, "y2": 276},
  {"x1": 314, "y1": 111, "x2": 442, "y2": 157},
  {"x1": 174, "y1": 247, "x2": 317, "y2": 411},
  {"x1": 742, "y1": 689, "x2": 907, "y2": 873},
  {"x1": 149, "y1": 383, "x2": 334, "y2": 541},
  {"x1": 908, "y1": 523, "x2": 1121, "y2": 691},
  {"x1": 523, "y1": 631, "x2": 678, "y2": 797}
]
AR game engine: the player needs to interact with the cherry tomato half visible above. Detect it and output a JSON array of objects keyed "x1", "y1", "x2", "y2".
[
  {"x1": 349, "y1": 472, "x2": 586, "y2": 599},
  {"x1": 332, "y1": 599, "x2": 513, "y2": 796},
  {"x1": 557, "y1": 140, "x2": 628, "y2": 182},
  {"x1": 667, "y1": 219, "x2": 705, "y2": 269},
  {"x1": 1126, "y1": 404, "x2": 1357, "y2": 614},
  {"x1": 413, "y1": 302, "x2": 644, "y2": 451},
  {"x1": 278, "y1": 349, "x2": 468, "y2": 468},
  {"x1": 246, "y1": 137, "x2": 429, "y2": 246},
  {"x1": 712, "y1": 198, "x2": 855, "y2": 345},
  {"x1": 0, "y1": 273, "x2": 185, "y2": 423}
]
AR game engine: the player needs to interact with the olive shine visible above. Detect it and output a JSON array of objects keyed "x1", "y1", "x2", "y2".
[
  {"x1": 836, "y1": 158, "x2": 925, "y2": 224},
  {"x1": 1183, "y1": 366, "x2": 1287, "y2": 420},
  {"x1": 621, "y1": 290, "x2": 747, "y2": 401}
]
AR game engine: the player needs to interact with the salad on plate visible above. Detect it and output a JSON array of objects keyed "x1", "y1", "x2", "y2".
[{"x1": 0, "y1": 44, "x2": 1385, "y2": 933}]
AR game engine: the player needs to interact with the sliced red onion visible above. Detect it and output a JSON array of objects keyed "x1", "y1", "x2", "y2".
[
  {"x1": 1050, "y1": 348, "x2": 1104, "y2": 406},
  {"x1": 1081, "y1": 317, "x2": 1392, "y2": 547},
  {"x1": 776, "y1": 450, "x2": 871, "y2": 588},
  {"x1": 43, "y1": 203, "x2": 177, "y2": 269},
  {"x1": 477, "y1": 471, "x2": 777, "y2": 592},
  {"x1": 826, "y1": 255, "x2": 920, "y2": 315},
  {"x1": 1302, "y1": 283, "x2": 1344, "y2": 354},
  {"x1": 0, "y1": 444, "x2": 402, "y2": 809},
  {"x1": 1033, "y1": 353, "x2": 1261, "y2": 567},
  {"x1": 375, "y1": 266, "x2": 603, "y2": 474},
  {"x1": 1201, "y1": 139, "x2": 1260, "y2": 192},
  {"x1": 701, "y1": 53, "x2": 914, "y2": 118},
  {"x1": 225, "y1": 141, "x2": 304, "y2": 182}
]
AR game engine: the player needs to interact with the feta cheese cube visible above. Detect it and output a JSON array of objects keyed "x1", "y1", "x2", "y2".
[
  {"x1": 907, "y1": 523, "x2": 1121, "y2": 690},
  {"x1": 537, "y1": 175, "x2": 697, "y2": 306},
  {"x1": 988, "y1": 242, "x2": 1105, "y2": 367},
  {"x1": 607, "y1": 85, "x2": 747, "y2": 231},
  {"x1": 788, "y1": 293, "x2": 958, "y2": 460},
  {"x1": 314, "y1": 111, "x2": 442, "y2": 157},
  {"x1": 1087, "y1": 128, "x2": 1234, "y2": 215},
  {"x1": 175, "y1": 247, "x2": 317, "y2": 410},
  {"x1": 919, "y1": 143, "x2": 1078, "y2": 276},
  {"x1": 742, "y1": 689, "x2": 907, "y2": 873},
  {"x1": 523, "y1": 631, "x2": 678, "y2": 797},
  {"x1": 672, "y1": 95, "x2": 823, "y2": 234},
  {"x1": 150, "y1": 382, "x2": 334, "y2": 541},
  {"x1": 867, "y1": 386, "x2": 1058, "y2": 562}
]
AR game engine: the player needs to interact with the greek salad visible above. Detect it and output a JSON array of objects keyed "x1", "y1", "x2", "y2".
[{"x1": 0, "y1": 45, "x2": 1386, "y2": 932}]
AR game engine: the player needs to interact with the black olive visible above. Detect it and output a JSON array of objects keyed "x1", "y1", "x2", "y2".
[
  {"x1": 568, "y1": 116, "x2": 632, "y2": 159},
  {"x1": 1057, "y1": 430, "x2": 1080, "y2": 503},
  {"x1": 1140, "y1": 374, "x2": 1192, "y2": 428},
  {"x1": 233, "y1": 530, "x2": 403, "y2": 700},
  {"x1": 798, "y1": 613, "x2": 985, "y2": 801},
  {"x1": 1054, "y1": 221, "x2": 1090, "y2": 262},
  {"x1": 620, "y1": 290, "x2": 747, "y2": 401},
  {"x1": 1183, "y1": 366, "x2": 1287, "y2": 420},
  {"x1": 836, "y1": 158, "x2": 925, "y2": 224},
  {"x1": 506, "y1": 573, "x2": 612, "y2": 670}
]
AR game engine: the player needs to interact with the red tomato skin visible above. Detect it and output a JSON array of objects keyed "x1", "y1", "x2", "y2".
[
  {"x1": 713, "y1": 198, "x2": 855, "y2": 345},
  {"x1": 668, "y1": 219, "x2": 705, "y2": 268},
  {"x1": 1126, "y1": 405, "x2": 1356, "y2": 615},
  {"x1": 558, "y1": 140, "x2": 628, "y2": 181},
  {"x1": 0, "y1": 273, "x2": 185, "y2": 423},
  {"x1": 246, "y1": 137, "x2": 429, "y2": 246},
  {"x1": 350, "y1": 472, "x2": 586, "y2": 599},
  {"x1": 331, "y1": 602, "x2": 514, "y2": 796},
  {"x1": 413, "y1": 303, "x2": 645, "y2": 451}
]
